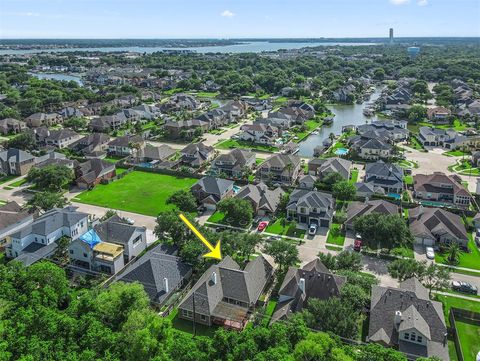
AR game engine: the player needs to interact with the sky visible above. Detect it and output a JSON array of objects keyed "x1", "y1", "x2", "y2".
[{"x1": 0, "y1": 0, "x2": 479, "y2": 39}]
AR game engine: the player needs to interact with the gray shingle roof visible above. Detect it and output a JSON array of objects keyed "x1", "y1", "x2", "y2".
[{"x1": 235, "y1": 183, "x2": 284, "y2": 213}]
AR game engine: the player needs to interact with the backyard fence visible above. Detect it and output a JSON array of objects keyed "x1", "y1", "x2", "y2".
[{"x1": 449, "y1": 307, "x2": 480, "y2": 361}]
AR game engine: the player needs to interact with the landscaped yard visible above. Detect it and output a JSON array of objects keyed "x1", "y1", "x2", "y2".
[
  {"x1": 73, "y1": 171, "x2": 198, "y2": 216},
  {"x1": 326, "y1": 223, "x2": 345, "y2": 246},
  {"x1": 0, "y1": 175, "x2": 18, "y2": 185},
  {"x1": 291, "y1": 120, "x2": 321, "y2": 142},
  {"x1": 455, "y1": 319, "x2": 480, "y2": 361},
  {"x1": 349, "y1": 169, "x2": 359, "y2": 184},
  {"x1": 435, "y1": 237, "x2": 480, "y2": 271},
  {"x1": 9, "y1": 178, "x2": 28, "y2": 187},
  {"x1": 449, "y1": 159, "x2": 480, "y2": 176},
  {"x1": 207, "y1": 211, "x2": 226, "y2": 224},
  {"x1": 265, "y1": 218, "x2": 306, "y2": 239},
  {"x1": 262, "y1": 299, "x2": 278, "y2": 326},
  {"x1": 166, "y1": 308, "x2": 217, "y2": 337},
  {"x1": 215, "y1": 139, "x2": 278, "y2": 153},
  {"x1": 391, "y1": 245, "x2": 414, "y2": 258},
  {"x1": 404, "y1": 175, "x2": 414, "y2": 185},
  {"x1": 444, "y1": 150, "x2": 470, "y2": 157}
]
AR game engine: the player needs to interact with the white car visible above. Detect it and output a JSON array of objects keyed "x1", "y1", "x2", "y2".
[
  {"x1": 124, "y1": 217, "x2": 135, "y2": 225},
  {"x1": 308, "y1": 224, "x2": 318, "y2": 236},
  {"x1": 425, "y1": 246, "x2": 435, "y2": 260}
]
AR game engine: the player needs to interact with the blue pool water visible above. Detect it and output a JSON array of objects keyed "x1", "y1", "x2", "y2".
[
  {"x1": 233, "y1": 185, "x2": 241, "y2": 194},
  {"x1": 335, "y1": 148, "x2": 349, "y2": 156},
  {"x1": 138, "y1": 162, "x2": 153, "y2": 168},
  {"x1": 387, "y1": 193, "x2": 401, "y2": 200}
]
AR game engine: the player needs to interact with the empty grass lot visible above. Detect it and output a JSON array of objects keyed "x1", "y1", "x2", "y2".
[{"x1": 73, "y1": 171, "x2": 197, "y2": 216}]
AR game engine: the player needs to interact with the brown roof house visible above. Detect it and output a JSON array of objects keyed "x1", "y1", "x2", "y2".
[
  {"x1": 271, "y1": 259, "x2": 346, "y2": 323},
  {"x1": 0, "y1": 118, "x2": 27, "y2": 135},
  {"x1": 178, "y1": 255, "x2": 274, "y2": 329},
  {"x1": 427, "y1": 106, "x2": 451, "y2": 123},
  {"x1": 75, "y1": 159, "x2": 116, "y2": 189},
  {"x1": 0, "y1": 148, "x2": 36, "y2": 176},
  {"x1": 413, "y1": 172, "x2": 471, "y2": 208},
  {"x1": 408, "y1": 206, "x2": 469, "y2": 249},
  {"x1": 368, "y1": 278, "x2": 449, "y2": 361},
  {"x1": 235, "y1": 182, "x2": 284, "y2": 216},
  {"x1": 0, "y1": 201, "x2": 35, "y2": 250},
  {"x1": 257, "y1": 154, "x2": 302, "y2": 185}
]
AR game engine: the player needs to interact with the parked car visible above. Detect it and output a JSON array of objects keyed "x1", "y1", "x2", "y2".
[
  {"x1": 425, "y1": 246, "x2": 435, "y2": 260},
  {"x1": 257, "y1": 221, "x2": 269, "y2": 232},
  {"x1": 308, "y1": 223, "x2": 317, "y2": 236},
  {"x1": 452, "y1": 281, "x2": 478, "y2": 295},
  {"x1": 354, "y1": 234, "x2": 362, "y2": 252},
  {"x1": 124, "y1": 217, "x2": 135, "y2": 225}
]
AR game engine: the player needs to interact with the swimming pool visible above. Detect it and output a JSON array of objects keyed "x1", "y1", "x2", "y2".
[
  {"x1": 387, "y1": 193, "x2": 401, "y2": 200},
  {"x1": 233, "y1": 185, "x2": 241, "y2": 194},
  {"x1": 335, "y1": 148, "x2": 349, "y2": 156}
]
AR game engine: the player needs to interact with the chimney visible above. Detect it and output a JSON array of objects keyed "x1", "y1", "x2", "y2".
[
  {"x1": 211, "y1": 271, "x2": 217, "y2": 285},
  {"x1": 163, "y1": 277, "x2": 169, "y2": 293},
  {"x1": 394, "y1": 310, "x2": 403, "y2": 329},
  {"x1": 299, "y1": 278, "x2": 306, "y2": 295}
]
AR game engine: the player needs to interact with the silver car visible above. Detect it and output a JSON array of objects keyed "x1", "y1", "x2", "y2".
[{"x1": 425, "y1": 246, "x2": 435, "y2": 260}]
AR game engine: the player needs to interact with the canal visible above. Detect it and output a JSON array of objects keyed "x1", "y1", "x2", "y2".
[{"x1": 298, "y1": 86, "x2": 384, "y2": 157}]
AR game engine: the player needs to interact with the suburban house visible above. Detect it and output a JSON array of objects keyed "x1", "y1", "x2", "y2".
[
  {"x1": 114, "y1": 243, "x2": 192, "y2": 307},
  {"x1": 0, "y1": 202, "x2": 35, "y2": 251},
  {"x1": 190, "y1": 176, "x2": 235, "y2": 210},
  {"x1": 68, "y1": 229, "x2": 125, "y2": 275},
  {"x1": 93, "y1": 214, "x2": 147, "y2": 262},
  {"x1": 210, "y1": 148, "x2": 256, "y2": 179},
  {"x1": 368, "y1": 278, "x2": 449, "y2": 361},
  {"x1": 25, "y1": 112, "x2": 63, "y2": 127},
  {"x1": 0, "y1": 118, "x2": 27, "y2": 135},
  {"x1": 90, "y1": 113, "x2": 128, "y2": 132},
  {"x1": 287, "y1": 189, "x2": 334, "y2": 228},
  {"x1": 235, "y1": 182, "x2": 284, "y2": 216},
  {"x1": 365, "y1": 161, "x2": 404, "y2": 195},
  {"x1": 413, "y1": 172, "x2": 471, "y2": 207},
  {"x1": 257, "y1": 154, "x2": 302, "y2": 185},
  {"x1": 6, "y1": 207, "x2": 89, "y2": 266},
  {"x1": 418, "y1": 127, "x2": 466, "y2": 150},
  {"x1": 355, "y1": 182, "x2": 387, "y2": 198},
  {"x1": 178, "y1": 255, "x2": 274, "y2": 329},
  {"x1": 44, "y1": 129, "x2": 81, "y2": 149},
  {"x1": 298, "y1": 174, "x2": 317, "y2": 190},
  {"x1": 345, "y1": 200, "x2": 399, "y2": 231},
  {"x1": 0, "y1": 148, "x2": 36, "y2": 176},
  {"x1": 164, "y1": 119, "x2": 209, "y2": 139},
  {"x1": 180, "y1": 142, "x2": 215, "y2": 168},
  {"x1": 427, "y1": 106, "x2": 451, "y2": 123},
  {"x1": 472, "y1": 151, "x2": 480, "y2": 167},
  {"x1": 349, "y1": 131, "x2": 394, "y2": 160},
  {"x1": 333, "y1": 84, "x2": 356, "y2": 103},
  {"x1": 74, "y1": 158, "x2": 116, "y2": 189},
  {"x1": 271, "y1": 259, "x2": 346, "y2": 323},
  {"x1": 408, "y1": 206, "x2": 469, "y2": 248},
  {"x1": 238, "y1": 123, "x2": 280, "y2": 145},
  {"x1": 161, "y1": 93, "x2": 200, "y2": 112},
  {"x1": 357, "y1": 120, "x2": 409, "y2": 141},
  {"x1": 308, "y1": 157, "x2": 352, "y2": 180},
  {"x1": 69, "y1": 133, "x2": 111, "y2": 158},
  {"x1": 58, "y1": 106, "x2": 84, "y2": 119},
  {"x1": 135, "y1": 143, "x2": 176, "y2": 164},
  {"x1": 108, "y1": 135, "x2": 145, "y2": 157},
  {"x1": 35, "y1": 151, "x2": 75, "y2": 169}
]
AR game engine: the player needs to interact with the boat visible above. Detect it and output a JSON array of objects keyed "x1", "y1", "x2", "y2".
[
  {"x1": 311, "y1": 130, "x2": 319, "y2": 135},
  {"x1": 323, "y1": 116, "x2": 334, "y2": 125}
]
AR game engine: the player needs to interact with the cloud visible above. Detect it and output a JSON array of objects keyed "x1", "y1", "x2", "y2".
[
  {"x1": 417, "y1": 0, "x2": 428, "y2": 6},
  {"x1": 390, "y1": 0, "x2": 410, "y2": 4},
  {"x1": 221, "y1": 10, "x2": 235, "y2": 17}
]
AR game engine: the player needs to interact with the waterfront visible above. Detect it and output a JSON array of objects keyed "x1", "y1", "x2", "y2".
[
  {"x1": 298, "y1": 87, "x2": 383, "y2": 157},
  {"x1": 0, "y1": 41, "x2": 378, "y2": 55},
  {"x1": 28, "y1": 72, "x2": 84, "y2": 85}
]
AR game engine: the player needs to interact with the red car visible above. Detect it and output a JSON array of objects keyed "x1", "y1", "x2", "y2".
[
  {"x1": 257, "y1": 221, "x2": 269, "y2": 232},
  {"x1": 354, "y1": 235, "x2": 362, "y2": 252}
]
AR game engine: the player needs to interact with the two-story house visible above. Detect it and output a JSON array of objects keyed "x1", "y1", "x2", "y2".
[
  {"x1": 0, "y1": 118, "x2": 27, "y2": 135},
  {"x1": 257, "y1": 154, "x2": 301, "y2": 185},
  {"x1": 0, "y1": 202, "x2": 35, "y2": 251},
  {"x1": 349, "y1": 131, "x2": 394, "y2": 160},
  {"x1": 180, "y1": 142, "x2": 215, "y2": 168},
  {"x1": 286, "y1": 189, "x2": 335, "y2": 228},
  {"x1": 238, "y1": 123, "x2": 280, "y2": 145},
  {"x1": 75, "y1": 158, "x2": 117, "y2": 189},
  {"x1": 45, "y1": 129, "x2": 81, "y2": 149},
  {"x1": 0, "y1": 148, "x2": 36, "y2": 176},
  {"x1": 178, "y1": 255, "x2": 273, "y2": 329},
  {"x1": 69, "y1": 133, "x2": 111, "y2": 158},
  {"x1": 365, "y1": 161, "x2": 404, "y2": 195},
  {"x1": 190, "y1": 176, "x2": 235, "y2": 210},
  {"x1": 209, "y1": 148, "x2": 256, "y2": 179},
  {"x1": 413, "y1": 172, "x2": 471, "y2": 208},
  {"x1": 107, "y1": 135, "x2": 145, "y2": 157},
  {"x1": 6, "y1": 207, "x2": 89, "y2": 266},
  {"x1": 235, "y1": 182, "x2": 285, "y2": 216}
]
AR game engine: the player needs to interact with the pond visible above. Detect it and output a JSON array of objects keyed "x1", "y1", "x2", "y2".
[
  {"x1": 28, "y1": 72, "x2": 84, "y2": 85},
  {"x1": 298, "y1": 86, "x2": 384, "y2": 157}
]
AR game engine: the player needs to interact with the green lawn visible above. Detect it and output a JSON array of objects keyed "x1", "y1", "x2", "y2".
[
  {"x1": 435, "y1": 294, "x2": 480, "y2": 318},
  {"x1": 408, "y1": 136, "x2": 425, "y2": 151},
  {"x1": 291, "y1": 120, "x2": 321, "y2": 142},
  {"x1": 391, "y1": 245, "x2": 414, "y2": 258},
  {"x1": 167, "y1": 308, "x2": 217, "y2": 337},
  {"x1": 265, "y1": 218, "x2": 306, "y2": 239},
  {"x1": 207, "y1": 211, "x2": 226, "y2": 224},
  {"x1": 262, "y1": 299, "x2": 278, "y2": 326},
  {"x1": 404, "y1": 175, "x2": 414, "y2": 185},
  {"x1": 0, "y1": 175, "x2": 18, "y2": 185},
  {"x1": 449, "y1": 159, "x2": 480, "y2": 176},
  {"x1": 326, "y1": 223, "x2": 345, "y2": 246},
  {"x1": 73, "y1": 171, "x2": 198, "y2": 216},
  {"x1": 116, "y1": 168, "x2": 128, "y2": 175},
  {"x1": 435, "y1": 238, "x2": 480, "y2": 271},
  {"x1": 9, "y1": 178, "x2": 28, "y2": 187},
  {"x1": 349, "y1": 169, "x2": 359, "y2": 184},
  {"x1": 215, "y1": 139, "x2": 278, "y2": 153},
  {"x1": 444, "y1": 150, "x2": 470, "y2": 157},
  {"x1": 326, "y1": 244, "x2": 343, "y2": 251},
  {"x1": 104, "y1": 156, "x2": 125, "y2": 164},
  {"x1": 455, "y1": 319, "x2": 480, "y2": 361},
  {"x1": 193, "y1": 91, "x2": 220, "y2": 98}
]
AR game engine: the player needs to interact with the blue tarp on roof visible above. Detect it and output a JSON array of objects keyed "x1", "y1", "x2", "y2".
[{"x1": 79, "y1": 229, "x2": 102, "y2": 249}]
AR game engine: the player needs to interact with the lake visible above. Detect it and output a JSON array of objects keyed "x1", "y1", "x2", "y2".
[
  {"x1": 0, "y1": 41, "x2": 379, "y2": 55},
  {"x1": 28, "y1": 72, "x2": 83, "y2": 85},
  {"x1": 298, "y1": 87, "x2": 384, "y2": 157}
]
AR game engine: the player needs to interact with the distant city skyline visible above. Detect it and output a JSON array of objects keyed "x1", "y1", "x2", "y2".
[{"x1": 0, "y1": 0, "x2": 479, "y2": 39}]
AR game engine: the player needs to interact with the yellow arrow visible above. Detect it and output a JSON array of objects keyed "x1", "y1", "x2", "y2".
[{"x1": 179, "y1": 213, "x2": 222, "y2": 260}]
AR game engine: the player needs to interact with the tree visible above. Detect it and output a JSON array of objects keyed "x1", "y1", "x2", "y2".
[
  {"x1": 53, "y1": 235, "x2": 71, "y2": 262},
  {"x1": 101, "y1": 209, "x2": 118, "y2": 221},
  {"x1": 322, "y1": 171, "x2": 344, "y2": 186},
  {"x1": 332, "y1": 180, "x2": 356, "y2": 201},
  {"x1": 26, "y1": 165, "x2": 74, "y2": 191},
  {"x1": 27, "y1": 191, "x2": 67, "y2": 212},
  {"x1": 340, "y1": 283, "x2": 370, "y2": 312},
  {"x1": 166, "y1": 189, "x2": 198, "y2": 213},
  {"x1": 217, "y1": 198, "x2": 253, "y2": 227},
  {"x1": 293, "y1": 332, "x2": 352, "y2": 361},
  {"x1": 7, "y1": 132, "x2": 36, "y2": 151},
  {"x1": 63, "y1": 117, "x2": 87, "y2": 131},
  {"x1": 447, "y1": 242, "x2": 461, "y2": 265},
  {"x1": 277, "y1": 193, "x2": 290, "y2": 214},
  {"x1": 357, "y1": 344, "x2": 408, "y2": 361},
  {"x1": 388, "y1": 258, "x2": 427, "y2": 281},
  {"x1": 422, "y1": 263, "x2": 450, "y2": 298},
  {"x1": 154, "y1": 210, "x2": 192, "y2": 246},
  {"x1": 407, "y1": 105, "x2": 427, "y2": 123},
  {"x1": 318, "y1": 250, "x2": 362, "y2": 272},
  {"x1": 353, "y1": 213, "x2": 413, "y2": 250},
  {"x1": 264, "y1": 240, "x2": 299, "y2": 272},
  {"x1": 373, "y1": 68, "x2": 385, "y2": 80},
  {"x1": 302, "y1": 297, "x2": 360, "y2": 339}
]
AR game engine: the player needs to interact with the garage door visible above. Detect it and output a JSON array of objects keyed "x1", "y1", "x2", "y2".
[{"x1": 320, "y1": 219, "x2": 329, "y2": 227}]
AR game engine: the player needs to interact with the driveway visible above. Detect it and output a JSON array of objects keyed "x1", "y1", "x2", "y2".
[
  {"x1": 298, "y1": 227, "x2": 329, "y2": 264},
  {"x1": 413, "y1": 243, "x2": 430, "y2": 263}
]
